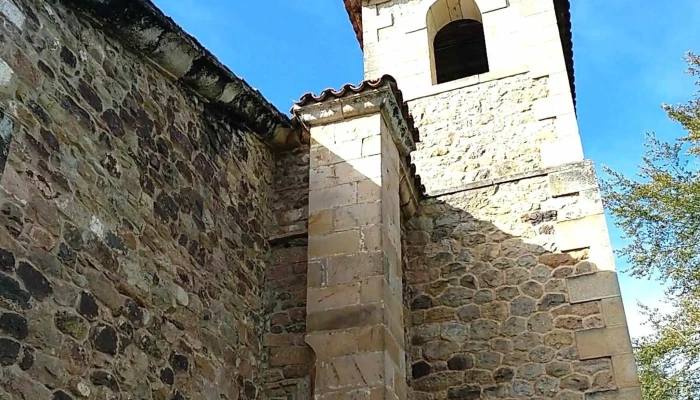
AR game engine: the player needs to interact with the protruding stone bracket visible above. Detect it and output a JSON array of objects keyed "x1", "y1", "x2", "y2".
[{"x1": 293, "y1": 85, "x2": 422, "y2": 218}]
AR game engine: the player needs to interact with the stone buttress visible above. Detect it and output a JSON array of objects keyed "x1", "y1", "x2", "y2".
[{"x1": 293, "y1": 78, "x2": 422, "y2": 399}]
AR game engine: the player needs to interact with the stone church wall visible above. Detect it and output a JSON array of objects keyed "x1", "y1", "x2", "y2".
[{"x1": 0, "y1": 0, "x2": 281, "y2": 399}]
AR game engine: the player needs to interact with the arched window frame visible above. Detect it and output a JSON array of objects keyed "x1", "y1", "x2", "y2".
[{"x1": 427, "y1": 0, "x2": 488, "y2": 85}]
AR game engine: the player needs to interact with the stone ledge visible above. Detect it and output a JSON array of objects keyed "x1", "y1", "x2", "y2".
[
  {"x1": 425, "y1": 161, "x2": 588, "y2": 199},
  {"x1": 402, "y1": 65, "x2": 529, "y2": 102}
]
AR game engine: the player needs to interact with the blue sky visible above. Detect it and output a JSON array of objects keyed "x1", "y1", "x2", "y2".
[{"x1": 153, "y1": 0, "x2": 700, "y2": 336}]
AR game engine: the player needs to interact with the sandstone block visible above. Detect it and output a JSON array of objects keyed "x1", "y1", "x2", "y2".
[
  {"x1": 270, "y1": 347, "x2": 313, "y2": 367},
  {"x1": 575, "y1": 326, "x2": 634, "y2": 360},
  {"x1": 334, "y1": 203, "x2": 381, "y2": 232},
  {"x1": 555, "y1": 214, "x2": 608, "y2": 252},
  {"x1": 0, "y1": 0, "x2": 25, "y2": 30},
  {"x1": 358, "y1": 178, "x2": 381, "y2": 203},
  {"x1": 362, "y1": 135, "x2": 382, "y2": 157},
  {"x1": 309, "y1": 209, "x2": 333, "y2": 236},
  {"x1": 322, "y1": 352, "x2": 387, "y2": 390},
  {"x1": 307, "y1": 303, "x2": 385, "y2": 333},
  {"x1": 307, "y1": 283, "x2": 361, "y2": 314},
  {"x1": 533, "y1": 93, "x2": 576, "y2": 120},
  {"x1": 612, "y1": 353, "x2": 641, "y2": 388},
  {"x1": 311, "y1": 139, "x2": 363, "y2": 166},
  {"x1": 602, "y1": 296, "x2": 628, "y2": 327},
  {"x1": 309, "y1": 183, "x2": 357, "y2": 213},
  {"x1": 566, "y1": 271, "x2": 621, "y2": 304},
  {"x1": 325, "y1": 252, "x2": 385, "y2": 286},
  {"x1": 549, "y1": 162, "x2": 598, "y2": 198},
  {"x1": 309, "y1": 230, "x2": 361, "y2": 259}
]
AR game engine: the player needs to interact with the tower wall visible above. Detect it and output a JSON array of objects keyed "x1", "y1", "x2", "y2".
[{"x1": 357, "y1": 1, "x2": 643, "y2": 399}]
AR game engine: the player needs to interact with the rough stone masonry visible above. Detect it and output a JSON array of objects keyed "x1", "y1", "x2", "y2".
[{"x1": 0, "y1": 0, "x2": 641, "y2": 400}]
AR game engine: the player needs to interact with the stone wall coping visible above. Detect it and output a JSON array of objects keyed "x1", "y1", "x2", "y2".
[
  {"x1": 292, "y1": 83, "x2": 423, "y2": 216},
  {"x1": 59, "y1": 0, "x2": 300, "y2": 149},
  {"x1": 401, "y1": 65, "x2": 529, "y2": 103},
  {"x1": 293, "y1": 82, "x2": 417, "y2": 157},
  {"x1": 425, "y1": 160, "x2": 593, "y2": 199}
]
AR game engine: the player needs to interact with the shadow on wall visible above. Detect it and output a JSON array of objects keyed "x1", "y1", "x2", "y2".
[
  {"x1": 404, "y1": 191, "x2": 622, "y2": 399},
  {"x1": 262, "y1": 127, "x2": 630, "y2": 399},
  {"x1": 264, "y1": 121, "x2": 631, "y2": 400},
  {"x1": 264, "y1": 143, "x2": 313, "y2": 399}
]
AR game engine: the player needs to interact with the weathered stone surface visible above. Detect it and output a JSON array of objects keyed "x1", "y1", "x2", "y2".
[
  {"x1": 447, "y1": 354, "x2": 473, "y2": 370},
  {"x1": 413, "y1": 361, "x2": 431, "y2": 378},
  {"x1": 0, "y1": 312, "x2": 28, "y2": 340},
  {"x1": 0, "y1": 338, "x2": 20, "y2": 365},
  {"x1": 91, "y1": 325, "x2": 118, "y2": 355},
  {"x1": 413, "y1": 371, "x2": 464, "y2": 392},
  {"x1": 511, "y1": 296, "x2": 536, "y2": 317},
  {"x1": 0, "y1": 249, "x2": 14, "y2": 271},
  {"x1": 424, "y1": 341, "x2": 460, "y2": 361},
  {"x1": 55, "y1": 312, "x2": 89, "y2": 341},
  {"x1": 530, "y1": 346, "x2": 556, "y2": 363},
  {"x1": 535, "y1": 375, "x2": 559, "y2": 397},
  {"x1": 447, "y1": 385, "x2": 481, "y2": 400},
  {"x1": 471, "y1": 319, "x2": 499, "y2": 340},
  {"x1": 0, "y1": 274, "x2": 31, "y2": 309},
  {"x1": 77, "y1": 292, "x2": 99, "y2": 321}
]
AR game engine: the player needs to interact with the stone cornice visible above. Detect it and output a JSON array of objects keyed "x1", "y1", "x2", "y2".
[
  {"x1": 292, "y1": 85, "x2": 423, "y2": 217},
  {"x1": 59, "y1": 0, "x2": 300, "y2": 149},
  {"x1": 293, "y1": 85, "x2": 416, "y2": 156}
]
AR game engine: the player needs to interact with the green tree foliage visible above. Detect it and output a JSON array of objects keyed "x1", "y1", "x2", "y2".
[{"x1": 601, "y1": 53, "x2": 700, "y2": 400}]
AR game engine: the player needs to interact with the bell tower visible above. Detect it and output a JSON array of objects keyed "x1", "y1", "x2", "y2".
[
  {"x1": 344, "y1": 0, "x2": 581, "y2": 190},
  {"x1": 338, "y1": 1, "x2": 643, "y2": 399}
]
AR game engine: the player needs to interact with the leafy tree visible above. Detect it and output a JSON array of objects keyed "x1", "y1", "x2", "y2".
[{"x1": 601, "y1": 52, "x2": 700, "y2": 400}]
